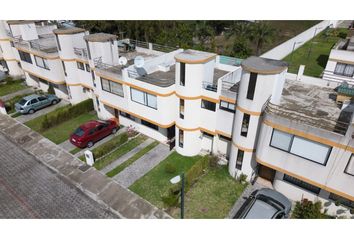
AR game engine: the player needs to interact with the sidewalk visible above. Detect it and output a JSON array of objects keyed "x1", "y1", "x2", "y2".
[
  {"x1": 113, "y1": 143, "x2": 170, "y2": 188},
  {"x1": 0, "y1": 87, "x2": 34, "y2": 102}
]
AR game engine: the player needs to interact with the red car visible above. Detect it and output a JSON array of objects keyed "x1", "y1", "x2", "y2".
[{"x1": 70, "y1": 119, "x2": 119, "y2": 148}]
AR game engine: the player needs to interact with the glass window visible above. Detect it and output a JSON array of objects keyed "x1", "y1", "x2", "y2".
[
  {"x1": 101, "y1": 78, "x2": 110, "y2": 92},
  {"x1": 283, "y1": 174, "x2": 321, "y2": 195},
  {"x1": 329, "y1": 193, "x2": 354, "y2": 208},
  {"x1": 147, "y1": 93, "x2": 157, "y2": 109},
  {"x1": 55, "y1": 34, "x2": 61, "y2": 51},
  {"x1": 179, "y1": 129, "x2": 184, "y2": 148},
  {"x1": 219, "y1": 100, "x2": 235, "y2": 112},
  {"x1": 180, "y1": 62, "x2": 185, "y2": 86},
  {"x1": 131, "y1": 88, "x2": 145, "y2": 104},
  {"x1": 236, "y1": 149, "x2": 244, "y2": 170},
  {"x1": 85, "y1": 63, "x2": 90, "y2": 72},
  {"x1": 62, "y1": 61, "x2": 67, "y2": 76},
  {"x1": 30, "y1": 98, "x2": 38, "y2": 104},
  {"x1": 77, "y1": 61, "x2": 85, "y2": 70},
  {"x1": 18, "y1": 50, "x2": 32, "y2": 64},
  {"x1": 110, "y1": 81, "x2": 123, "y2": 97},
  {"x1": 290, "y1": 136, "x2": 331, "y2": 165},
  {"x1": 270, "y1": 129, "x2": 293, "y2": 151},
  {"x1": 141, "y1": 119, "x2": 158, "y2": 130},
  {"x1": 345, "y1": 154, "x2": 354, "y2": 176},
  {"x1": 334, "y1": 63, "x2": 354, "y2": 77},
  {"x1": 34, "y1": 56, "x2": 49, "y2": 70},
  {"x1": 38, "y1": 96, "x2": 47, "y2": 101},
  {"x1": 201, "y1": 99, "x2": 216, "y2": 111},
  {"x1": 180, "y1": 99, "x2": 185, "y2": 119},
  {"x1": 247, "y1": 72, "x2": 257, "y2": 100},
  {"x1": 241, "y1": 114, "x2": 250, "y2": 137}
]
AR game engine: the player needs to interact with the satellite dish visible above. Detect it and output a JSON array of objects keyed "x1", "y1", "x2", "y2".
[
  {"x1": 134, "y1": 56, "x2": 145, "y2": 68},
  {"x1": 118, "y1": 56, "x2": 128, "y2": 66}
]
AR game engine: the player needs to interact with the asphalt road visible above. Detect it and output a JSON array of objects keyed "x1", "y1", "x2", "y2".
[{"x1": 0, "y1": 133, "x2": 118, "y2": 219}]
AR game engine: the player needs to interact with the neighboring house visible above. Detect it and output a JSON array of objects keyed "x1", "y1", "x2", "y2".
[
  {"x1": 1, "y1": 20, "x2": 354, "y2": 217},
  {"x1": 323, "y1": 29, "x2": 354, "y2": 85}
]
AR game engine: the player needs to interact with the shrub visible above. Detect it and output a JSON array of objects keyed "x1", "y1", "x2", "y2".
[
  {"x1": 165, "y1": 162, "x2": 177, "y2": 174},
  {"x1": 237, "y1": 173, "x2": 247, "y2": 184},
  {"x1": 161, "y1": 191, "x2": 179, "y2": 208},
  {"x1": 208, "y1": 154, "x2": 219, "y2": 169},
  {"x1": 47, "y1": 84, "x2": 55, "y2": 94},
  {"x1": 92, "y1": 132, "x2": 128, "y2": 159},
  {"x1": 292, "y1": 199, "x2": 324, "y2": 219},
  {"x1": 40, "y1": 99, "x2": 94, "y2": 131},
  {"x1": 185, "y1": 155, "x2": 210, "y2": 191}
]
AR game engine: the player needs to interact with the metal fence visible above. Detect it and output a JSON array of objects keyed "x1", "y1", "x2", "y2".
[{"x1": 202, "y1": 81, "x2": 218, "y2": 92}]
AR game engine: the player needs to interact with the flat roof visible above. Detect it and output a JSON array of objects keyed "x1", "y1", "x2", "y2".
[
  {"x1": 242, "y1": 56, "x2": 288, "y2": 74},
  {"x1": 7, "y1": 20, "x2": 36, "y2": 25},
  {"x1": 175, "y1": 49, "x2": 216, "y2": 64},
  {"x1": 214, "y1": 68, "x2": 229, "y2": 84},
  {"x1": 84, "y1": 33, "x2": 117, "y2": 42},
  {"x1": 137, "y1": 65, "x2": 175, "y2": 87},
  {"x1": 53, "y1": 27, "x2": 86, "y2": 35}
]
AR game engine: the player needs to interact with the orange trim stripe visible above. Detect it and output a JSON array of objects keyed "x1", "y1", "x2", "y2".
[
  {"x1": 215, "y1": 130, "x2": 232, "y2": 138},
  {"x1": 175, "y1": 54, "x2": 216, "y2": 64},
  {"x1": 328, "y1": 58, "x2": 354, "y2": 66},
  {"x1": 61, "y1": 58, "x2": 89, "y2": 64},
  {"x1": 256, "y1": 157, "x2": 354, "y2": 201},
  {"x1": 236, "y1": 105, "x2": 262, "y2": 116},
  {"x1": 232, "y1": 142, "x2": 255, "y2": 152},
  {"x1": 15, "y1": 47, "x2": 59, "y2": 60},
  {"x1": 219, "y1": 95, "x2": 236, "y2": 104},
  {"x1": 23, "y1": 69, "x2": 65, "y2": 84}
]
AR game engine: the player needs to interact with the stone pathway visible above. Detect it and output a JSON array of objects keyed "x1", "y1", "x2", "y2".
[
  {"x1": 101, "y1": 138, "x2": 154, "y2": 174},
  {"x1": 113, "y1": 143, "x2": 170, "y2": 188},
  {"x1": 16, "y1": 100, "x2": 69, "y2": 123},
  {"x1": 0, "y1": 87, "x2": 34, "y2": 102}
]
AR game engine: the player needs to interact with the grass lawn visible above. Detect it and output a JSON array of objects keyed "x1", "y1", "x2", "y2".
[
  {"x1": 93, "y1": 134, "x2": 147, "y2": 170},
  {"x1": 25, "y1": 112, "x2": 98, "y2": 144},
  {"x1": 171, "y1": 166, "x2": 247, "y2": 219},
  {"x1": 106, "y1": 141, "x2": 159, "y2": 177},
  {"x1": 69, "y1": 147, "x2": 82, "y2": 155},
  {"x1": 283, "y1": 28, "x2": 349, "y2": 77},
  {"x1": 129, "y1": 152, "x2": 203, "y2": 209},
  {"x1": 0, "y1": 79, "x2": 28, "y2": 96}
]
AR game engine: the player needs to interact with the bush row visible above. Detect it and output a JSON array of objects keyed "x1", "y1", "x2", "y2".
[
  {"x1": 41, "y1": 99, "x2": 93, "y2": 131},
  {"x1": 92, "y1": 132, "x2": 129, "y2": 160}
]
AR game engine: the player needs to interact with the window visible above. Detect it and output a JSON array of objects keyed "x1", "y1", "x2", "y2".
[
  {"x1": 55, "y1": 34, "x2": 61, "y2": 51},
  {"x1": 101, "y1": 78, "x2": 124, "y2": 97},
  {"x1": 77, "y1": 61, "x2": 85, "y2": 70},
  {"x1": 179, "y1": 129, "x2": 184, "y2": 148},
  {"x1": 86, "y1": 41, "x2": 91, "y2": 60},
  {"x1": 85, "y1": 63, "x2": 90, "y2": 72},
  {"x1": 334, "y1": 63, "x2": 354, "y2": 77},
  {"x1": 219, "y1": 100, "x2": 235, "y2": 112},
  {"x1": 119, "y1": 111, "x2": 136, "y2": 121},
  {"x1": 201, "y1": 99, "x2": 216, "y2": 111},
  {"x1": 246, "y1": 72, "x2": 257, "y2": 100},
  {"x1": 283, "y1": 174, "x2": 321, "y2": 195},
  {"x1": 270, "y1": 129, "x2": 332, "y2": 165},
  {"x1": 18, "y1": 50, "x2": 32, "y2": 64},
  {"x1": 10, "y1": 41, "x2": 15, "y2": 47},
  {"x1": 141, "y1": 120, "x2": 158, "y2": 130},
  {"x1": 241, "y1": 114, "x2": 250, "y2": 137},
  {"x1": 344, "y1": 154, "x2": 354, "y2": 176},
  {"x1": 180, "y1": 62, "x2": 185, "y2": 86},
  {"x1": 34, "y1": 56, "x2": 49, "y2": 70},
  {"x1": 62, "y1": 61, "x2": 67, "y2": 76},
  {"x1": 130, "y1": 88, "x2": 157, "y2": 109},
  {"x1": 329, "y1": 193, "x2": 354, "y2": 208},
  {"x1": 91, "y1": 71, "x2": 96, "y2": 87},
  {"x1": 30, "y1": 98, "x2": 38, "y2": 104},
  {"x1": 180, "y1": 99, "x2": 185, "y2": 119},
  {"x1": 236, "y1": 149, "x2": 244, "y2": 170},
  {"x1": 202, "y1": 131, "x2": 214, "y2": 138},
  {"x1": 38, "y1": 96, "x2": 47, "y2": 101}
]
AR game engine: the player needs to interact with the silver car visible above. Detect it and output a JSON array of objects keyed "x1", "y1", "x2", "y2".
[
  {"x1": 233, "y1": 188, "x2": 292, "y2": 219},
  {"x1": 15, "y1": 94, "x2": 60, "y2": 114}
]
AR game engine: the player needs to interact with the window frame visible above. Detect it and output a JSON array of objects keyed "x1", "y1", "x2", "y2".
[
  {"x1": 141, "y1": 119, "x2": 158, "y2": 130},
  {"x1": 18, "y1": 50, "x2": 32, "y2": 64},
  {"x1": 344, "y1": 154, "x2": 354, "y2": 177},
  {"x1": 283, "y1": 174, "x2": 321, "y2": 195},
  {"x1": 77, "y1": 61, "x2": 85, "y2": 70},
  {"x1": 201, "y1": 99, "x2": 216, "y2": 112},
  {"x1": 180, "y1": 99, "x2": 185, "y2": 119},
  {"x1": 180, "y1": 62, "x2": 185, "y2": 86},
  {"x1": 236, "y1": 149, "x2": 244, "y2": 170},
  {"x1": 179, "y1": 129, "x2": 184, "y2": 148},
  {"x1": 334, "y1": 62, "x2": 354, "y2": 77},
  {"x1": 34, "y1": 55, "x2": 49, "y2": 70},
  {"x1": 61, "y1": 61, "x2": 67, "y2": 76},
  {"x1": 246, "y1": 72, "x2": 257, "y2": 100},
  {"x1": 219, "y1": 100, "x2": 236, "y2": 113},
  {"x1": 85, "y1": 63, "x2": 90, "y2": 72},
  {"x1": 100, "y1": 77, "x2": 124, "y2": 97},
  {"x1": 130, "y1": 87, "x2": 157, "y2": 110},
  {"x1": 240, "y1": 113, "x2": 250, "y2": 137}
]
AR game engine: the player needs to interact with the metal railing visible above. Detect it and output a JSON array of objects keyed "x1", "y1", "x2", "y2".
[
  {"x1": 202, "y1": 81, "x2": 218, "y2": 92},
  {"x1": 322, "y1": 70, "x2": 354, "y2": 85},
  {"x1": 152, "y1": 43, "x2": 178, "y2": 53},
  {"x1": 129, "y1": 39, "x2": 149, "y2": 49},
  {"x1": 94, "y1": 57, "x2": 123, "y2": 75},
  {"x1": 14, "y1": 37, "x2": 58, "y2": 53},
  {"x1": 264, "y1": 101, "x2": 350, "y2": 135},
  {"x1": 74, "y1": 47, "x2": 88, "y2": 59},
  {"x1": 219, "y1": 55, "x2": 243, "y2": 66}
]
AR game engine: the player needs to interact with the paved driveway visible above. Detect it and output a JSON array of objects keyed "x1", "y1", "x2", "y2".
[
  {"x1": 16, "y1": 100, "x2": 69, "y2": 123},
  {"x1": 0, "y1": 133, "x2": 117, "y2": 219}
]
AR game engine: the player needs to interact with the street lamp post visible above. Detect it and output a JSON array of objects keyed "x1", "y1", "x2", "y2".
[
  {"x1": 290, "y1": 41, "x2": 303, "y2": 65},
  {"x1": 307, "y1": 27, "x2": 322, "y2": 59},
  {"x1": 170, "y1": 173, "x2": 185, "y2": 219}
]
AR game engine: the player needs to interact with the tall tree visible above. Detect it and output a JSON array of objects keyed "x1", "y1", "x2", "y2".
[{"x1": 250, "y1": 22, "x2": 276, "y2": 56}]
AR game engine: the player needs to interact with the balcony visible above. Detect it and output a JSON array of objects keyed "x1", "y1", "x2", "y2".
[
  {"x1": 220, "y1": 70, "x2": 240, "y2": 100},
  {"x1": 94, "y1": 57, "x2": 124, "y2": 77},
  {"x1": 14, "y1": 36, "x2": 58, "y2": 54},
  {"x1": 127, "y1": 66, "x2": 175, "y2": 87},
  {"x1": 74, "y1": 47, "x2": 88, "y2": 60},
  {"x1": 202, "y1": 81, "x2": 218, "y2": 92}
]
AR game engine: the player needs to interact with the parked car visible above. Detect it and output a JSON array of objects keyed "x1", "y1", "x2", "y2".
[
  {"x1": 15, "y1": 94, "x2": 60, "y2": 114},
  {"x1": 70, "y1": 119, "x2": 119, "y2": 148},
  {"x1": 233, "y1": 188, "x2": 292, "y2": 219}
]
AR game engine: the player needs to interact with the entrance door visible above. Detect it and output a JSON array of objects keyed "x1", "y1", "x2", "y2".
[
  {"x1": 167, "y1": 125, "x2": 176, "y2": 151},
  {"x1": 258, "y1": 165, "x2": 276, "y2": 182},
  {"x1": 114, "y1": 109, "x2": 120, "y2": 125}
]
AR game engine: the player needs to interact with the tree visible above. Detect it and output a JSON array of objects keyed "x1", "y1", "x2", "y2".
[
  {"x1": 225, "y1": 21, "x2": 253, "y2": 58},
  {"x1": 47, "y1": 84, "x2": 55, "y2": 95},
  {"x1": 250, "y1": 22, "x2": 276, "y2": 56},
  {"x1": 292, "y1": 199, "x2": 324, "y2": 219},
  {"x1": 228, "y1": 39, "x2": 252, "y2": 58}
]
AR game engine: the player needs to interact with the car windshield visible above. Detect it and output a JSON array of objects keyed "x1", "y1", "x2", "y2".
[
  {"x1": 245, "y1": 198, "x2": 280, "y2": 219},
  {"x1": 73, "y1": 127, "x2": 85, "y2": 137},
  {"x1": 18, "y1": 99, "x2": 28, "y2": 106}
]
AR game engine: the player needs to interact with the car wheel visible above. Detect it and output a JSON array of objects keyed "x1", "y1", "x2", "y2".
[
  {"x1": 28, "y1": 109, "x2": 35, "y2": 114},
  {"x1": 87, "y1": 141, "x2": 94, "y2": 148},
  {"x1": 52, "y1": 100, "x2": 58, "y2": 105},
  {"x1": 112, "y1": 128, "x2": 117, "y2": 134}
]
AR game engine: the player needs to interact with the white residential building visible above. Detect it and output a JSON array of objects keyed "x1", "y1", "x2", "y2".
[{"x1": 1, "y1": 20, "x2": 354, "y2": 217}]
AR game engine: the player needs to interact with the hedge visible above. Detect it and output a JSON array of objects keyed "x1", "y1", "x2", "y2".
[
  {"x1": 40, "y1": 99, "x2": 93, "y2": 131},
  {"x1": 92, "y1": 132, "x2": 129, "y2": 160}
]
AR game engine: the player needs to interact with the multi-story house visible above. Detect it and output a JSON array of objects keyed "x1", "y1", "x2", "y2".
[{"x1": 1, "y1": 20, "x2": 353, "y2": 216}]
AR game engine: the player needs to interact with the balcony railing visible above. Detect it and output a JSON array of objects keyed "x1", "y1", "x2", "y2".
[
  {"x1": 14, "y1": 36, "x2": 58, "y2": 54},
  {"x1": 202, "y1": 81, "x2": 218, "y2": 92},
  {"x1": 264, "y1": 101, "x2": 350, "y2": 135},
  {"x1": 322, "y1": 70, "x2": 354, "y2": 85},
  {"x1": 94, "y1": 57, "x2": 123, "y2": 75},
  {"x1": 74, "y1": 47, "x2": 88, "y2": 59}
]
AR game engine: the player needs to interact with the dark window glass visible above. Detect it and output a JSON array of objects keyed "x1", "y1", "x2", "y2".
[
  {"x1": 241, "y1": 114, "x2": 250, "y2": 137},
  {"x1": 18, "y1": 50, "x2": 32, "y2": 64},
  {"x1": 180, "y1": 99, "x2": 184, "y2": 119},
  {"x1": 85, "y1": 41, "x2": 91, "y2": 60},
  {"x1": 236, "y1": 149, "x2": 244, "y2": 170},
  {"x1": 329, "y1": 193, "x2": 354, "y2": 208},
  {"x1": 247, "y1": 72, "x2": 257, "y2": 100},
  {"x1": 141, "y1": 119, "x2": 158, "y2": 130},
  {"x1": 283, "y1": 174, "x2": 321, "y2": 195},
  {"x1": 180, "y1": 63, "x2": 185, "y2": 86},
  {"x1": 38, "y1": 96, "x2": 47, "y2": 101},
  {"x1": 74, "y1": 127, "x2": 85, "y2": 137},
  {"x1": 179, "y1": 129, "x2": 184, "y2": 148},
  {"x1": 85, "y1": 63, "x2": 90, "y2": 72},
  {"x1": 62, "y1": 61, "x2": 67, "y2": 76},
  {"x1": 77, "y1": 61, "x2": 85, "y2": 70},
  {"x1": 201, "y1": 99, "x2": 216, "y2": 111},
  {"x1": 30, "y1": 98, "x2": 38, "y2": 104},
  {"x1": 119, "y1": 111, "x2": 135, "y2": 121},
  {"x1": 55, "y1": 34, "x2": 61, "y2": 51}
]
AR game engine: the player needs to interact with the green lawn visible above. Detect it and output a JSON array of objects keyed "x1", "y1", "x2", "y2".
[
  {"x1": 93, "y1": 134, "x2": 147, "y2": 170},
  {"x1": 106, "y1": 141, "x2": 159, "y2": 177},
  {"x1": 69, "y1": 147, "x2": 82, "y2": 155},
  {"x1": 26, "y1": 112, "x2": 98, "y2": 144},
  {"x1": 172, "y1": 166, "x2": 246, "y2": 219},
  {"x1": 283, "y1": 28, "x2": 349, "y2": 77},
  {"x1": 0, "y1": 79, "x2": 28, "y2": 96},
  {"x1": 129, "y1": 152, "x2": 203, "y2": 209}
]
